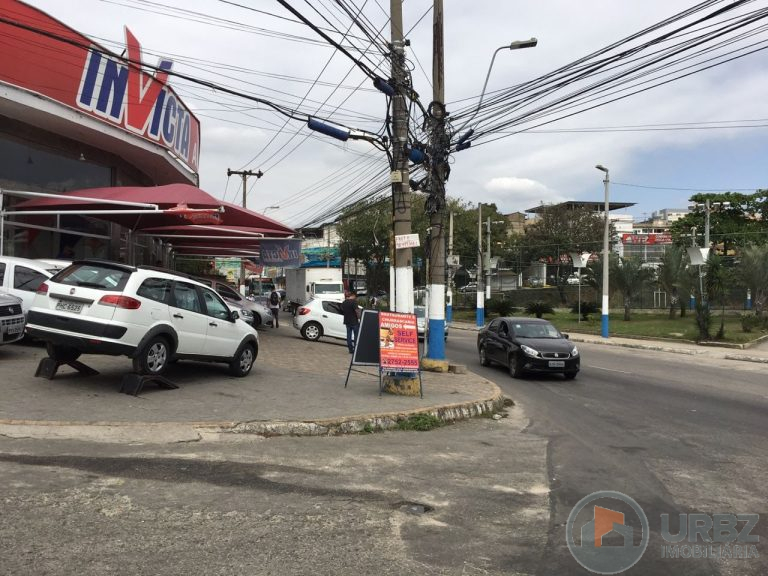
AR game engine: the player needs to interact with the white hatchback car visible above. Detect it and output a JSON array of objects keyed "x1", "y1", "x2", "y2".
[
  {"x1": 0, "y1": 256, "x2": 61, "y2": 316},
  {"x1": 26, "y1": 260, "x2": 258, "y2": 377},
  {"x1": 293, "y1": 297, "x2": 350, "y2": 342}
]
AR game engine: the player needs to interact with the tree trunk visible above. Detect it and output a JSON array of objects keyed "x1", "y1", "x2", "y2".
[{"x1": 624, "y1": 296, "x2": 631, "y2": 321}]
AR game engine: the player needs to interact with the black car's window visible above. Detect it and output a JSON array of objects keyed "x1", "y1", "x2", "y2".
[
  {"x1": 499, "y1": 322, "x2": 509, "y2": 337},
  {"x1": 202, "y1": 288, "x2": 231, "y2": 320},
  {"x1": 172, "y1": 282, "x2": 202, "y2": 313},
  {"x1": 513, "y1": 322, "x2": 561, "y2": 338},
  {"x1": 322, "y1": 301, "x2": 342, "y2": 314},
  {"x1": 0, "y1": 263, "x2": 5, "y2": 284},
  {"x1": 136, "y1": 278, "x2": 171, "y2": 303},
  {"x1": 488, "y1": 319, "x2": 500, "y2": 332},
  {"x1": 13, "y1": 266, "x2": 47, "y2": 292},
  {"x1": 54, "y1": 263, "x2": 130, "y2": 290},
  {"x1": 216, "y1": 283, "x2": 242, "y2": 301}
]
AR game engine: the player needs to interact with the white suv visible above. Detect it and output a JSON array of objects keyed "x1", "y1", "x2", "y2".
[{"x1": 26, "y1": 260, "x2": 258, "y2": 377}]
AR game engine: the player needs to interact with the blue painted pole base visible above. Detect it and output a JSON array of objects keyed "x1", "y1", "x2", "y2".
[
  {"x1": 476, "y1": 308, "x2": 484, "y2": 328},
  {"x1": 446, "y1": 304, "x2": 453, "y2": 323},
  {"x1": 601, "y1": 314, "x2": 609, "y2": 338},
  {"x1": 427, "y1": 319, "x2": 445, "y2": 359}
]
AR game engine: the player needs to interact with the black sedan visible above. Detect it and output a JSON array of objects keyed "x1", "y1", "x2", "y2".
[{"x1": 477, "y1": 317, "x2": 580, "y2": 379}]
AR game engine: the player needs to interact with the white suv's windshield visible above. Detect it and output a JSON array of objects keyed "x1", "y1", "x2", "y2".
[{"x1": 54, "y1": 264, "x2": 130, "y2": 290}]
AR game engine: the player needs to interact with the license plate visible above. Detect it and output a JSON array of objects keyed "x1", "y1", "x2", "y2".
[
  {"x1": 548, "y1": 360, "x2": 565, "y2": 368},
  {"x1": 8, "y1": 323, "x2": 23, "y2": 334},
  {"x1": 56, "y1": 300, "x2": 83, "y2": 313}
]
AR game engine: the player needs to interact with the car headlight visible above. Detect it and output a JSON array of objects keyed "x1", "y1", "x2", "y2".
[
  {"x1": 520, "y1": 344, "x2": 539, "y2": 357},
  {"x1": 571, "y1": 346, "x2": 579, "y2": 357},
  {"x1": 239, "y1": 309, "x2": 253, "y2": 319}
]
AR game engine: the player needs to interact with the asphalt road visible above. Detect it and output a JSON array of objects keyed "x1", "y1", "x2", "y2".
[{"x1": 446, "y1": 329, "x2": 768, "y2": 576}]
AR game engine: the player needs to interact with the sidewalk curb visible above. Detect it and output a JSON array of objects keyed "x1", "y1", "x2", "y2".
[
  {"x1": 723, "y1": 354, "x2": 768, "y2": 364},
  {"x1": 228, "y1": 382, "x2": 505, "y2": 436},
  {"x1": 0, "y1": 381, "x2": 506, "y2": 441},
  {"x1": 567, "y1": 337, "x2": 703, "y2": 356}
]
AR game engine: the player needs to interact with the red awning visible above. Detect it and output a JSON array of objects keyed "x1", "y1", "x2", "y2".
[{"x1": 11, "y1": 184, "x2": 295, "y2": 235}]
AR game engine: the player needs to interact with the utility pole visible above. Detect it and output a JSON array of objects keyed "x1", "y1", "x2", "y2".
[
  {"x1": 227, "y1": 168, "x2": 262, "y2": 293},
  {"x1": 390, "y1": 0, "x2": 413, "y2": 313},
  {"x1": 446, "y1": 210, "x2": 454, "y2": 323},
  {"x1": 486, "y1": 216, "x2": 492, "y2": 299},
  {"x1": 426, "y1": 0, "x2": 446, "y2": 359},
  {"x1": 476, "y1": 203, "x2": 484, "y2": 327}
]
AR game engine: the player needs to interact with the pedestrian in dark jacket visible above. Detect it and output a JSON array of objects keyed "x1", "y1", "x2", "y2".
[{"x1": 341, "y1": 291, "x2": 360, "y2": 353}]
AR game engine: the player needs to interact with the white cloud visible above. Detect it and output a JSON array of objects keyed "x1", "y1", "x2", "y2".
[{"x1": 483, "y1": 177, "x2": 567, "y2": 213}]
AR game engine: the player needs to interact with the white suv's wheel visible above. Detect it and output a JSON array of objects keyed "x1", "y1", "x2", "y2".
[
  {"x1": 229, "y1": 342, "x2": 256, "y2": 377},
  {"x1": 133, "y1": 336, "x2": 170, "y2": 375}
]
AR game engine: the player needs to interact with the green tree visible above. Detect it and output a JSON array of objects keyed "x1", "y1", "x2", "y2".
[
  {"x1": 705, "y1": 253, "x2": 729, "y2": 340},
  {"x1": 670, "y1": 191, "x2": 768, "y2": 252},
  {"x1": 337, "y1": 199, "x2": 391, "y2": 295},
  {"x1": 656, "y1": 245, "x2": 688, "y2": 319},
  {"x1": 522, "y1": 204, "x2": 613, "y2": 271},
  {"x1": 610, "y1": 257, "x2": 655, "y2": 321},
  {"x1": 738, "y1": 244, "x2": 768, "y2": 317}
]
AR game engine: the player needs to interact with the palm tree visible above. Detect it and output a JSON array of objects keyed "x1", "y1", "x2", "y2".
[
  {"x1": 738, "y1": 244, "x2": 768, "y2": 318},
  {"x1": 610, "y1": 257, "x2": 655, "y2": 321},
  {"x1": 657, "y1": 245, "x2": 686, "y2": 319},
  {"x1": 705, "y1": 253, "x2": 728, "y2": 339}
]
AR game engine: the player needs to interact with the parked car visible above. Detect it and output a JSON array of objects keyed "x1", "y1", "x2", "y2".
[
  {"x1": 26, "y1": 260, "x2": 259, "y2": 377},
  {"x1": 293, "y1": 297, "x2": 356, "y2": 342},
  {"x1": 0, "y1": 293, "x2": 25, "y2": 345},
  {"x1": 526, "y1": 277, "x2": 544, "y2": 288},
  {"x1": 196, "y1": 278, "x2": 273, "y2": 328},
  {"x1": 414, "y1": 305, "x2": 449, "y2": 341},
  {"x1": 566, "y1": 274, "x2": 581, "y2": 285},
  {"x1": 477, "y1": 317, "x2": 579, "y2": 379},
  {"x1": 0, "y1": 256, "x2": 61, "y2": 315},
  {"x1": 459, "y1": 283, "x2": 478, "y2": 293}
]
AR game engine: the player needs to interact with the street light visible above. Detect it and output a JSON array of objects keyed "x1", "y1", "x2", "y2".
[
  {"x1": 455, "y1": 38, "x2": 538, "y2": 135},
  {"x1": 263, "y1": 205, "x2": 280, "y2": 213},
  {"x1": 595, "y1": 164, "x2": 610, "y2": 338}
]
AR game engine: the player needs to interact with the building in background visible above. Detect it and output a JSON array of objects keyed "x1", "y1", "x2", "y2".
[{"x1": 0, "y1": 0, "x2": 200, "y2": 261}]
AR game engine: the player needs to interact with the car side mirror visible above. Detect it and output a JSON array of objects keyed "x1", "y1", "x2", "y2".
[
  {"x1": 562, "y1": 333, "x2": 569, "y2": 339},
  {"x1": 230, "y1": 310, "x2": 239, "y2": 322}
]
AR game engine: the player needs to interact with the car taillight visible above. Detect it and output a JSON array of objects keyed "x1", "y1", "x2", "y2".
[
  {"x1": 98, "y1": 295, "x2": 141, "y2": 309},
  {"x1": 298, "y1": 307, "x2": 311, "y2": 315},
  {"x1": 36, "y1": 282, "x2": 49, "y2": 294}
]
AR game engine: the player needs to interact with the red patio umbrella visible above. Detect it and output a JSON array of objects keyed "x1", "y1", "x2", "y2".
[{"x1": 11, "y1": 184, "x2": 295, "y2": 235}]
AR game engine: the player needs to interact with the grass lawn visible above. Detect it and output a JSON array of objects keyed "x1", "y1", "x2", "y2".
[{"x1": 451, "y1": 309, "x2": 764, "y2": 344}]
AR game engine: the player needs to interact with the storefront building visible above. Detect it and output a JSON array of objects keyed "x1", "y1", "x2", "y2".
[{"x1": 0, "y1": 0, "x2": 200, "y2": 262}]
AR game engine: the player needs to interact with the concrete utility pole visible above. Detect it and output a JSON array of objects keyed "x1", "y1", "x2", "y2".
[
  {"x1": 390, "y1": 0, "x2": 413, "y2": 313},
  {"x1": 476, "y1": 203, "x2": 484, "y2": 327},
  {"x1": 227, "y1": 168, "x2": 262, "y2": 291},
  {"x1": 446, "y1": 210, "x2": 454, "y2": 323},
  {"x1": 426, "y1": 0, "x2": 446, "y2": 359}
]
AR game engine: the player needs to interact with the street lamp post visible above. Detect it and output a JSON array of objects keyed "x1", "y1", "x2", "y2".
[
  {"x1": 455, "y1": 39, "x2": 538, "y2": 135},
  {"x1": 596, "y1": 165, "x2": 610, "y2": 338}
]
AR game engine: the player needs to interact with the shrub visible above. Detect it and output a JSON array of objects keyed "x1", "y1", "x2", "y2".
[
  {"x1": 741, "y1": 313, "x2": 762, "y2": 333},
  {"x1": 570, "y1": 301, "x2": 599, "y2": 320},
  {"x1": 525, "y1": 300, "x2": 554, "y2": 319},
  {"x1": 486, "y1": 298, "x2": 517, "y2": 317}
]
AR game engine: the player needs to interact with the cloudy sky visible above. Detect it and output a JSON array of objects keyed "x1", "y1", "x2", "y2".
[{"x1": 25, "y1": 0, "x2": 768, "y2": 228}]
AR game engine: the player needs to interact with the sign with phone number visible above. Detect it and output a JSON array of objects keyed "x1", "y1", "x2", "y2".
[{"x1": 378, "y1": 311, "x2": 419, "y2": 372}]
